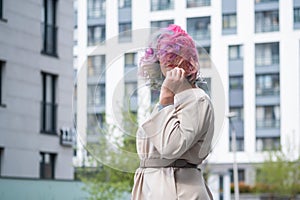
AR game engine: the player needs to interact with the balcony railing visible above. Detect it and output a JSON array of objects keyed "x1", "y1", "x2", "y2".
[
  {"x1": 255, "y1": 0, "x2": 278, "y2": 4},
  {"x1": 151, "y1": 1, "x2": 174, "y2": 11},
  {"x1": 189, "y1": 30, "x2": 210, "y2": 41},
  {"x1": 255, "y1": 55, "x2": 279, "y2": 66},
  {"x1": 256, "y1": 119, "x2": 280, "y2": 129},
  {"x1": 255, "y1": 24, "x2": 279, "y2": 33},
  {"x1": 87, "y1": 9, "x2": 106, "y2": 19},
  {"x1": 187, "y1": 0, "x2": 210, "y2": 8},
  {"x1": 41, "y1": 102, "x2": 57, "y2": 134},
  {"x1": 60, "y1": 128, "x2": 73, "y2": 147},
  {"x1": 256, "y1": 87, "x2": 279, "y2": 96},
  {"x1": 41, "y1": 23, "x2": 58, "y2": 56}
]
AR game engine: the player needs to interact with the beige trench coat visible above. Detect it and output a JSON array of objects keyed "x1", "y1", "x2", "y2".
[{"x1": 131, "y1": 88, "x2": 215, "y2": 200}]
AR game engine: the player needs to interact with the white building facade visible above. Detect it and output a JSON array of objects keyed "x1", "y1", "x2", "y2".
[
  {"x1": 0, "y1": 0, "x2": 74, "y2": 180},
  {"x1": 73, "y1": 0, "x2": 300, "y2": 199}
]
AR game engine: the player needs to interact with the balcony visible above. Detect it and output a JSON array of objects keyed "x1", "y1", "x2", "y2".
[
  {"x1": 60, "y1": 128, "x2": 74, "y2": 147},
  {"x1": 41, "y1": 23, "x2": 58, "y2": 56}
]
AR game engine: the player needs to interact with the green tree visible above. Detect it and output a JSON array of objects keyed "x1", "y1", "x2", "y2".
[
  {"x1": 255, "y1": 151, "x2": 300, "y2": 199},
  {"x1": 78, "y1": 110, "x2": 140, "y2": 200}
]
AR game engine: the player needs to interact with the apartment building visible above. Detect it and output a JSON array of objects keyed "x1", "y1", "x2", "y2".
[
  {"x1": 73, "y1": 0, "x2": 300, "y2": 199},
  {"x1": 0, "y1": 0, "x2": 74, "y2": 180}
]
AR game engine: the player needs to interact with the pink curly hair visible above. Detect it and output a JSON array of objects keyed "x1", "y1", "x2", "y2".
[{"x1": 140, "y1": 24, "x2": 199, "y2": 84}]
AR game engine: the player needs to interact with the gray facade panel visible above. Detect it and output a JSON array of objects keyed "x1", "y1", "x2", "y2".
[
  {"x1": 255, "y1": 2, "x2": 279, "y2": 12},
  {"x1": 118, "y1": 7, "x2": 132, "y2": 23},
  {"x1": 229, "y1": 89, "x2": 243, "y2": 106},
  {"x1": 87, "y1": 18, "x2": 106, "y2": 26},
  {"x1": 255, "y1": 65, "x2": 279, "y2": 74},
  {"x1": 256, "y1": 128, "x2": 280, "y2": 138},
  {"x1": 222, "y1": 0, "x2": 236, "y2": 14},
  {"x1": 294, "y1": 0, "x2": 300, "y2": 7},
  {"x1": 229, "y1": 59, "x2": 244, "y2": 75},
  {"x1": 256, "y1": 95, "x2": 280, "y2": 105}
]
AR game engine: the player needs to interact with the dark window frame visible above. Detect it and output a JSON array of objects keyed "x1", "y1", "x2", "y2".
[
  {"x1": 87, "y1": 25, "x2": 106, "y2": 46},
  {"x1": 118, "y1": 0, "x2": 131, "y2": 8},
  {"x1": 229, "y1": 76, "x2": 243, "y2": 90},
  {"x1": 0, "y1": 61, "x2": 3, "y2": 106},
  {"x1": 255, "y1": 10, "x2": 279, "y2": 33},
  {"x1": 41, "y1": 0, "x2": 58, "y2": 57},
  {"x1": 118, "y1": 22, "x2": 132, "y2": 42},
  {"x1": 255, "y1": 42, "x2": 279, "y2": 66},
  {"x1": 151, "y1": 0, "x2": 174, "y2": 11},
  {"x1": 40, "y1": 152, "x2": 56, "y2": 179},
  {"x1": 294, "y1": 7, "x2": 300, "y2": 23},
  {"x1": 186, "y1": 0, "x2": 211, "y2": 8},
  {"x1": 222, "y1": 13, "x2": 237, "y2": 29},
  {"x1": 0, "y1": 0, "x2": 3, "y2": 19},
  {"x1": 0, "y1": 148, "x2": 3, "y2": 176},
  {"x1": 229, "y1": 45, "x2": 243, "y2": 60},
  {"x1": 41, "y1": 72, "x2": 58, "y2": 135}
]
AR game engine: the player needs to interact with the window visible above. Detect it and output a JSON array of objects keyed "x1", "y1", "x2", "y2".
[
  {"x1": 119, "y1": 0, "x2": 131, "y2": 8},
  {"x1": 87, "y1": 55, "x2": 106, "y2": 77},
  {"x1": 256, "y1": 137, "x2": 280, "y2": 151},
  {"x1": 40, "y1": 152, "x2": 56, "y2": 179},
  {"x1": 294, "y1": 8, "x2": 300, "y2": 24},
  {"x1": 187, "y1": 0, "x2": 211, "y2": 8},
  {"x1": 229, "y1": 169, "x2": 245, "y2": 183},
  {"x1": 256, "y1": 74, "x2": 280, "y2": 96},
  {"x1": 0, "y1": 0, "x2": 3, "y2": 19},
  {"x1": 151, "y1": 20, "x2": 174, "y2": 32},
  {"x1": 88, "y1": 25, "x2": 106, "y2": 46},
  {"x1": 222, "y1": 13, "x2": 237, "y2": 30},
  {"x1": 197, "y1": 46, "x2": 211, "y2": 68},
  {"x1": 256, "y1": 105, "x2": 280, "y2": 129},
  {"x1": 255, "y1": 42, "x2": 279, "y2": 66},
  {"x1": 41, "y1": 0, "x2": 58, "y2": 56},
  {"x1": 87, "y1": 0, "x2": 106, "y2": 18},
  {"x1": 87, "y1": 113, "x2": 105, "y2": 134},
  {"x1": 255, "y1": 10, "x2": 279, "y2": 33},
  {"x1": 229, "y1": 76, "x2": 243, "y2": 90},
  {"x1": 229, "y1": 45, "x2": 243, "y2": 60},
  {"x1": 125, "y1": 53, "x2": 137, "y2": 67},
  {"x1": 0, "y1": 148, "x2": 3, "y2": 176},
  {"x1": 0, "y1": 61, "x2": 3, "y2": 106},
  {"x1": 229, "y1": 107, "x2": 244, "y2": 151},
  {"x1": 119, "y1": 23, "x2": 132, "y2": 42},
  {"x1": 187, "y1": 17, "x2": 211, "y2": 41},
  {"x1": 87, "y1": 84, "x2": 105, "y2": 107},
  {"x1": 124, "y1": 82, "x2": 138, "y2": 111},
  {"x1": 41, "y1": 72, "x2": 57, "y2": 134},
  {"x1": 151, "y1": 0, "x2": 174, "y2": 11}
]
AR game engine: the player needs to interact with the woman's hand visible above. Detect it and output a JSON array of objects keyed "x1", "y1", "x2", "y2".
[{"x1": 159, "y1": 67, "x2": 193, "y2": 105}]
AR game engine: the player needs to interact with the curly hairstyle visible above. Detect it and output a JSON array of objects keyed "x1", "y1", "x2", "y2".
[{"x1": 139, "y1": 24, "x2": 200, "y2": 86}]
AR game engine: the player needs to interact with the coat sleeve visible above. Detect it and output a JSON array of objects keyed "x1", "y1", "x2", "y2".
[{"x1": 141, "y1": 89, "x2": 214, "y2": 159}]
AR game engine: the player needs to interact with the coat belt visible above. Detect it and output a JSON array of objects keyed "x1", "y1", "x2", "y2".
[{"x1": 139, "y1": 158, "x2": 198, "y2": 168}]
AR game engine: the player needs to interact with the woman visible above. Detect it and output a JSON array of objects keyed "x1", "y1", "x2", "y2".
[{"x1": 131, "y1": 24, "x2": 215, "y2": 200}]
